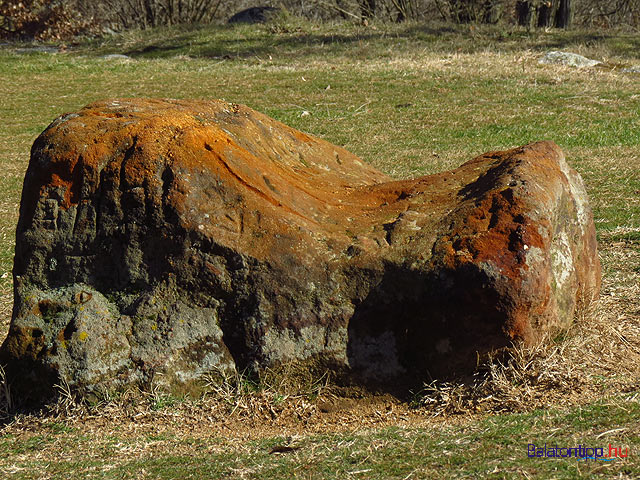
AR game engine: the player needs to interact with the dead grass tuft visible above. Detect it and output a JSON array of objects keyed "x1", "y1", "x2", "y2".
[
  {"x1": 199, "y1": 364, "x2": 329, "y2": 423},
  {"x1": 0, "y1": 364, "x2": 12, "y2": 419},
  {"x1": 414, "y1": 334, "x2": 587, "y2": 416},
  {"x1": 47, "y1": 378, "x2": 86, "y2": 418}
]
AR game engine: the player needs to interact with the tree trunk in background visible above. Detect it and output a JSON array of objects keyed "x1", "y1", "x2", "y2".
[
  {"x1": 395, "y1": 0, "x2": 410, "y2": 22},
  {"x1": 359, "y1": 0, "x2": 376, "y2": 18},
  {"x1": 554, "y1": 0, "x2": 572, "y2": 28},
  {"x1": 449, "y1": 0, "x2": 470, "y2": 23},
  {"x1": 482, "y1": 1, "x2": 502, "y2": 23},
  {"x1": 537, "y1": 1, "x2": 553, "y2": 27},
  {"x1": 335, "y1": 0, "x2": 349, "y2": 19},
  {"x1": 447, "y1": 1, "x2": 504, "y2": 24},
  {"x1": 516, "y1": 1, "x2": 532, "y2": 26}
]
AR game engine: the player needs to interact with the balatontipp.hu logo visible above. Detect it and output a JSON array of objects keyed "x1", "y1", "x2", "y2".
[{"x1": 528, "y1": 443, "x2": 629, "y2": 461}]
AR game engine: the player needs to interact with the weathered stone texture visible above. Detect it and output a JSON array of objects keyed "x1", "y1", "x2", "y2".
[
  {"x1": 0, "y1": 99, "x2": 600, "y2": 400},
  {"x1": 539, "y1": 51, "x2": 602, "y2": 68}
]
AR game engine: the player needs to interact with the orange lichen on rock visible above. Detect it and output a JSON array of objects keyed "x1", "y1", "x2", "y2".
[{"x1": 1, "y1": 99, "x2": 601, "y2": 401}]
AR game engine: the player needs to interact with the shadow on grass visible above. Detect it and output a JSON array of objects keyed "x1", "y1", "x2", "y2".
[
  {"x1": 122, "y1": 28, "x2": 389, "y2": 60},
  {"x1": 403, "y1": 23, "x2": 640, "y2": 57},
  {"x1": 116, "y1": 22, "x2": 640, "y2": 61}
]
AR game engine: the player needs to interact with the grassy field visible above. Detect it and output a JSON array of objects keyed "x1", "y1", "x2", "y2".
[{"x1": 0, "y1": 19, "x2": 639, "y2": 479}]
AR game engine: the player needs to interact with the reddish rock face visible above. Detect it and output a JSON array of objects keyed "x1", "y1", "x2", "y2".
[{"x1": 1, "y1": 99, "x2": 600, "y2": 400}]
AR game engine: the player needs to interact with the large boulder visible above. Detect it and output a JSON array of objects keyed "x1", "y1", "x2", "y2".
[{"x1": 1, "y1": 99, "x2": 600, "y2": 401}]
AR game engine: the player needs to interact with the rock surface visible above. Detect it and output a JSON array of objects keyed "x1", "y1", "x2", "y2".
[
  {"x1": 1, "y1": 98, "x2": 600, "y2": 401},
  {"x1": 538, "y1": 51, "x2": 601, "y2": 68},
  {"x1": 101, "y1": 54, "x2": 132, "y2": 61}
]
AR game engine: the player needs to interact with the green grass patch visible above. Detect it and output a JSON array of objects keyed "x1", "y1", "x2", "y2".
[{"x1": 1, "y1": 396, "x2": 637, "y2": 479}]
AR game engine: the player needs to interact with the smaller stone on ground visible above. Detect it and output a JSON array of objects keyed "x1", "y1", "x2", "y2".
[{"x1": 539, "y1": 51, "x2": 601, "y2": 68}]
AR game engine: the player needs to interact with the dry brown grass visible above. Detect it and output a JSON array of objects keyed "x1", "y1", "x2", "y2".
[{"x1": 0, "y1": 365, "x2": 11, "y2": 417}]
